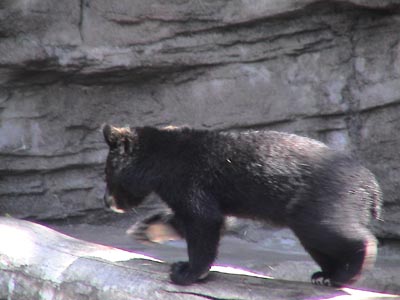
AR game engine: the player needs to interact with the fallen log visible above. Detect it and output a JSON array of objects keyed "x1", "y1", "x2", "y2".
[{"x1": 0, "y1": 217, "x2": 398, "y2": 300}]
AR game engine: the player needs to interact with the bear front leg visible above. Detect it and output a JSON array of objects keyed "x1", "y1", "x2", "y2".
[{"x1": 170, "y1": 213, "x2": 223, "y2": 285}]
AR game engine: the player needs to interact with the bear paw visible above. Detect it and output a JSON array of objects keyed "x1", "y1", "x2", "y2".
[
  {"x1": 311, "y1": 272, "x2": 332, "y2": 287},
  {"x1": 170, "y1": 262, "x2": 208, "y2": 286}
]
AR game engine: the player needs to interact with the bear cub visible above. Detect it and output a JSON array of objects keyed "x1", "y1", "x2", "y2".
[{"x1": 102, "y1": 124, "x2": 382, "y2": 287}]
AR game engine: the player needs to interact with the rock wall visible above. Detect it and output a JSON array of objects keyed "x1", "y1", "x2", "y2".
[{"x1": 1, "y1": 0, "x2": 400, "y2": 237}]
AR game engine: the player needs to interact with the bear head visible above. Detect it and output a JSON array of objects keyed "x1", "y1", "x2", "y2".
[{"x1": 102, "y1": 124, "x2": 152, "y2": 213}]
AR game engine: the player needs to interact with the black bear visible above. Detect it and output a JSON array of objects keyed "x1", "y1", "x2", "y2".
[{"x1": 102, "y1": 124, "x2": 382, "y2": 287}]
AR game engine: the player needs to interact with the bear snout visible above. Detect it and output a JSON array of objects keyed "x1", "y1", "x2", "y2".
[{"x1": 104, "y1": 189, "x2": 125, "y2": 213}]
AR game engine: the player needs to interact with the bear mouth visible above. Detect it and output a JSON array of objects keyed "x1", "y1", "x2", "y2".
[{"x1": 109, "y1": 203, "x2": 126, "y2": 214}]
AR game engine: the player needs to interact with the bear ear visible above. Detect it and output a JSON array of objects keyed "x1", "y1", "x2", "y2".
[
  {"x1": 103, "y1": 124, "x2": 134, "y2": 154},
  {"x1": 102, "y1": 124, "x2": 119, "y2": 148}
]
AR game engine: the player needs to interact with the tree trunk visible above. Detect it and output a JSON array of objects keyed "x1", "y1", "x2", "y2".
[{"x1": 0, "y1": 217, "x2": 397, "y2": 300}]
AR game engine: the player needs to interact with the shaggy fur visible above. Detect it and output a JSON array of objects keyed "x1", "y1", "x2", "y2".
[{"x1": 102, "y1": 124, "x2": 381, "y2": 287}]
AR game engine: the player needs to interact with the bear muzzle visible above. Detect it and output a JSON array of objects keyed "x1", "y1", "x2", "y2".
[{"x1": 104, "y1": 189, "x2": 125, "y2": 213}]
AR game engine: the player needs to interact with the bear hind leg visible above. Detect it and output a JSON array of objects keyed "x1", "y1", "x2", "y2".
[
  {"x1": 328, "y1": 232, "x2": 377, "y2": 287},
  {"x1": 295, "y1": 227, "x2": 377, "y2": 287}
]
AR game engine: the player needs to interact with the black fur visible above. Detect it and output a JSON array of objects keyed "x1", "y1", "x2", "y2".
[{"x1": 102, "y1": 124, "x2": 382, "y2": 287}]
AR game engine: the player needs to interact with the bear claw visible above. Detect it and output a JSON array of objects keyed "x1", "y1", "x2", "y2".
[{"x1": 311, "y1": 272, "x2": 332, "y2": 287}]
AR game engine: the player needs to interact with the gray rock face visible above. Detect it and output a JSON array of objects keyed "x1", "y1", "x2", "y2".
[{"x1": 1, "y1": 0, "x2": 400, "y2": 237}]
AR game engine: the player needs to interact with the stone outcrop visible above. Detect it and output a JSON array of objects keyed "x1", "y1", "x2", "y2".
[
  {"x1": 1, "y1": 217, "x2": 398, "y2": 299},
  {"x1": 1, "y1": 0, "x2": 400, "y2": 237}
]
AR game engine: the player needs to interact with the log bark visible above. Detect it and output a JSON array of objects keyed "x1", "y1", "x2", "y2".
[{"x1": 0, "y1": 217, "x2": 398, "y2": 300}]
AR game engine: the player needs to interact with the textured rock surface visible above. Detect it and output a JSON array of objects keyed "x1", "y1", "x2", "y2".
[
  {"x1": 1, "y1": 1, "x2": 400, "y2": 237},
  {"x1": 48, "y1": 216, "x2": 400, "y2": 294},
  {"x1": 1, "y1": 217, "x2": 399, "y2": 299}
]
